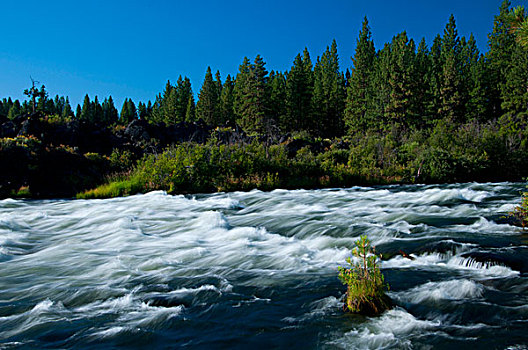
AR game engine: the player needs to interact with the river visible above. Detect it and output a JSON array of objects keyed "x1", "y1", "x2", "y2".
[{"x1": 0, "y1": 182, "x2": 527, "y2": 349}]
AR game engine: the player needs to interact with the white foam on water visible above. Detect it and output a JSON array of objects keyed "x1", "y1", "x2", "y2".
[
  {"x1": 195, "y1": 195, "x2": 243, "y2": 209},
  {"x1": 386, "y1": 220, "x2": 425, "y2": 234},
  {"x1": 283, "y1": 296, "x2": 342, "y2": 324},
  {"x1": 446, "y1": 256, "x2": 520, "y2": 278},
  {"x1": 91, "y1": 326, "x2": 127, "y2": 338},
  {"x1": 116, "y1": 303, "x2": 184, "y2": 328},
  {"x1": 328, "y1": 308, "x2": 440, "y2": 349},
  {"x1": 74, "y1": 293, "x2": 137, "y2": 314},
  {"x1": 0, "y1": 299, "x2": 72, "y2": 339},
  {"x1": 458, "y1": 188, "x2": 490, "y2": 202},
  {"x1": 396, "y1": 279, "x2": 484, "y2": 303},
  {"x1": 166, "y1": 284, "x2": 222, "y2": 296},
  {"x1": 497, "y1": 203, "x2": 516, "y2": 213},
  {"x1": 383, "y1": 252, "x2": 447, "y2": 269},
  {"x1": 191, "y1": 211, "x2": 229, "y2": 230},
  {"x1": 0, "y1": 213, "x2": 32, "y2": 233},
  {"x1": 384, "y1": 252, "x2": 520, "y2": 278},
  {"x1": 0, "y1": 198, "x2": 19, "y2": 204},
  {"x1": 505, "y1": 345, "x2": 528, "y2": 350},
  {"x1": 30, "y1": 299, "x2": 55, "y2": 313},
  {"x1": 451, "y1": 217, "x2": 519, "y2": 234},
  {"x1": 74, "y1": 291, "x2": 185, "y2": 332},
  {"x1": 369, "y1": 187, "x2": 490, "y2": 208}
]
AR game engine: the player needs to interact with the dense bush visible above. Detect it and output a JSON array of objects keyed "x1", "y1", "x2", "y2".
[{"x1": 75, "y1": 117, "x2": 528, "y2": 199}]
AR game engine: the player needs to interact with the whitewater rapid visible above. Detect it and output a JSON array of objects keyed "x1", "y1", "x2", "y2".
[{"x1": 0, "y1": 182, "x2": 527, "y2": 348}]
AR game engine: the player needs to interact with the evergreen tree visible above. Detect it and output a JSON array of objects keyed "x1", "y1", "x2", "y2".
[
  {"x1": 438, "y1": 14, "x2": 463, "y2": 121},
  {"x1": 79, "y1": 94, "x2": 93, "y2": 122},
  {"x1": 150, "y1": 77, "x2": 194, "y2": 124},
  {"x1": 312, "y1": 39, "x2": 345, "y2": 138},
  {"x1": 61, "y1": 97, "x2": 73, "y2": 120},
  {"x1": 233, "y1": 57, "x2": 252, "y2": 125},
  {"x1": 53, "y1": 95, "x2": 63, "y2": 116},
  {"x1": 500, "y1": 5, "x2": 528, "y2": 129},
  {"x1": 152, "y1": 81, "x2": 176, "y2": 124},
  {"x1": 233, "y1": 55, "x2": 271, "y2": 133},
  {"x1": 147, "y1": 101, "x2": 153, "y2": 118},
  {"x1": 102, "y1": 96, "x2": 118, "y2": 125},
  {"x1": 44, "y1": 94, "x2": 55, "y2": 115},
  {"x1": 487, "y1": 0, "x2": 516, "y2": 117},
  {"x1": 244, "y1": 55, "x2": 270, "y2": 133},
  {"x1": 385, "y1": 31, "x2": 416, "y2": 127},
  {"x1": 428, "y1": 34, "x2": 443, "y2": 120},
  {"x1": 7, "y1": 100, "x2": 21, "y2": 120},
  {"x1": 176, "y1": 76, "x2": 194, "y2": 123},
  {"x1": 93, "y1": 96, "x2": 103, "y2": 124},
  {"x1": 285, "y1": 49, "x2": 313, "y2": 133},
  {"x1": 507, "y1": 6, "x2": 528, "y2": 47},
  {"x1": 413, "y1": 38, "x2": 434, "y2": 126},
  {"x1": 215, "y1": 70, "x2": 223, "y2": 100},
  {"x1": 268, "y1": 71, "x2": 287, "y2": 130},
  {"x1": 0, "y1": 98, "x2": 13, "y2": 118},
  {"x1": 24, "y1": 81, "x2": 46, "y2": 114},
  {"x1": 120, "y1": 98, "x2": 137, "y2": 125},
  {"x1": 500, "y1": 42, "x2": 528, "y2": 129},
  {"x1": 371, "y1": 43, "x2": 391, "y2": 127},
  {"x1": 460, "y1": 34, "x2": 487, "y2": 121},
  {"x1": 196, "y1": 66, "x2": 220, "y2": 125},
  {"x1": 185, "y1": 94, "x2": 195, "y2": 122},
  {"x1": 137, "y1": 102, "x2": 149, "y2": 120},
  {"x1": 345, "y1": 17, "x2": 376, "y2": 134},
  {"x1": 35, "y1": 85, "x2": 49, "y2": 114},
  {"x1": 165, "y1": 82, "x2": 179, "y2": 123},
  {"x1": 219, "y1": 74, "x2": 235, "y2": 126}
]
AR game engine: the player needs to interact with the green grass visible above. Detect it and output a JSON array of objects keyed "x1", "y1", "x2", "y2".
[
  {"x1": 10, "y1": 186, "x2": 31, "y2": 198},
  {"x1": 76, "y1": 177, "x2": 144, "y2": 199}
]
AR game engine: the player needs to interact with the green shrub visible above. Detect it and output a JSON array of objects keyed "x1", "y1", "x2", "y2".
[
  {"x1": 510, "y1": 187, "x2": 528, "y2": 229},
  {"x1": 109, "y1": 149, "x2": 136, "y2": 172},
  {"x1": 338, "y1": 235, "x2": 391, "y2": 316}
]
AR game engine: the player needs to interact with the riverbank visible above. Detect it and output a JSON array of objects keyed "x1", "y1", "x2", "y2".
[
  {"x1": 1, "y1": 113, "x2": 527, "y2": 200},
  {"x1": 76, "y1": 126, "x2": 528, "y2": 199}
]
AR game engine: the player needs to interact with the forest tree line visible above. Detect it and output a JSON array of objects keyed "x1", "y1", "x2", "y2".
[{"x1": 1, "y1": 1, "x2": 526, "y2": 140}]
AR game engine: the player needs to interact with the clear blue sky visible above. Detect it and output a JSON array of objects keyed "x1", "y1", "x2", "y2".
[{"x1": 0, "y1": 0, "x2": 523, "y2": 109}]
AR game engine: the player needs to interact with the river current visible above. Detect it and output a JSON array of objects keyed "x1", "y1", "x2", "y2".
[{"x1": 0, "y1": 183, "x2": 527, "y2": 349}]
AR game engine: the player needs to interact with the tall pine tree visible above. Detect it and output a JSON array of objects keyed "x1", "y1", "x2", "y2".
[
  {"x1": 196, "y1": 66, "x2": 220, "y2": 125},
  {"x1": 345, "y1": 17, "x2": 376, "y2": 134},
  {"x1": 438, "y1": 15, "x2": 463, "y2": 121},
  {"x1": 385, "y1": 31, "x2": 416, "y2": 127},
  {"x1": 219, "y1": 74, "x2": 235, "y2": 126},
  {"x1": 487, "y1": 0, "x2": 516, "y2": 118},
  {"x1": 285, "y1": 49, "x2": 314, "y2": 133}
]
